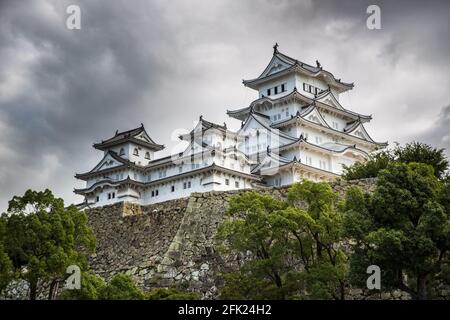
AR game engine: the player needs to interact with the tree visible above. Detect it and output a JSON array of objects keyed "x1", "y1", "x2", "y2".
[
  {"x1": 342, "y1": 150, "x2": 393, "y2": 180},
  {"x1": 217, "y1": 183, "x2": 349, "y2": 300},
  {"x1": 394, "y1": 142, "x2": 449, "y2": 179},
  {"x1": 0, "y1": 243, "x2": 13, "y2": 294},
  {"x1": 59, "y1": 271, "x2": 106, "y2": 300},
  {"x1": 217, "y1": 192, "x2": 294, "y2": 299},
  {"x1": 343, "y1": 162, "x2": 450, "y2": 299},
  {"x1": 146, "y1": 288, "x2": 200, "y2": 300},
  {"x1": 1, "y1": 189, "x2": 96, "y2": 300},
  {"x1": 99, "y1": 273, "x2": 145, "y2": 300},
  {"x1": 342, "y1": 142, "x2": 449, "y2": 180},
  {"x1": 286, "y1": 181, "x2": 348, "y2": 299}
]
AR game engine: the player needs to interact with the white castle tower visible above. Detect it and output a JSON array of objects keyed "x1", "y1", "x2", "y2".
[
  {"x1": 75, "y1": 45, "x2": 386, "y2": 207},
  {"x1": 228, "y1": 44, "x2": 387, "y2": 185}
]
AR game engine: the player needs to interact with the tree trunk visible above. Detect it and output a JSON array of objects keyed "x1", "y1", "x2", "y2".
[
  {"x1": 48, "y1": 279, "x2": 59, "y2": 300},
  {"x1": 29, "y1": 281, "x2": 37, "y2": 300},
  {"x1": 416, "y1": 275, "x2": 428, "y2": 300}
]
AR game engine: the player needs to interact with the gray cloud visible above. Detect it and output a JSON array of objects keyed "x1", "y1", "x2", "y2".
[{"x1": 0, "y1": 0, "x2": 449, "y2": 211}]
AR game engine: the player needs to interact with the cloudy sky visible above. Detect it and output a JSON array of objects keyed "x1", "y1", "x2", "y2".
[{"x1": 0, "y1": 0, "x2": 449, "y2": 211}]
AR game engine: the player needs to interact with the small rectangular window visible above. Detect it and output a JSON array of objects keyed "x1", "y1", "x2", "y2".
[
  {"x1": 267, "y1": 88, "x2": 271, "y2": 96},
  {"x1": 171, "y1": 185, "x2": 175, "y2": 192},
  {"x1": 155, "y1": 190, "x2": 159, "y2": 196},
  {"x1": 183, "y1": 182, "x2": 187, "y2": 189},
  {"x1": 107, "y1": 193, "x2": 111, "y2": 200},
  {"x1": 112, "y1": 193, "x2": 115, "y2": 199},
  {"x1": 96, "y1": 196, "x2": 99, "y2": 202},
  {"x1": 274, "y1": 86, "x2": 278, "y2": 94},
  {"x1": 235, "y1": 181, "x2": 239, "y2": 188},
  {"x1": 151, "y1": 191, "x2": 154, "y2": 197},
  {"x1": 188, "y1": 181, "x2": 191, "y2": 188},
  {"x1": 281, "y1": 84, "x2": 285, "y2": 92},
  {"x1": 225, "y1": 179, "x2": 229, "y2": 186}
]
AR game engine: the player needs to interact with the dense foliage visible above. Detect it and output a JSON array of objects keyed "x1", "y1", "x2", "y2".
[
  {"x1": 60, "y1": 272, "x2": 200, "y2": 300},
  {"x1": 0, "y1": 189, "x2": 96, "y2": 299},
  {"x1": 343, "y1": 162, "x2": 450, "y2": 299},
  {"x1": 217, "y1": 142, "x2": 450, "y2": 300},
  {"x1": 217, "y1": 182, "x2": 349, "y2": 300},
  {"x1": 343, "y1": 142, "x2": 448, "y2": 180}
]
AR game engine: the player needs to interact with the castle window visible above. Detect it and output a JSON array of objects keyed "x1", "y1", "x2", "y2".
[
  {"x1": 155, "y1": 190, "x2": 159, "y2": 196},
  {"x1": 107, "y1": 193, "x2": 111, "y2": 200},
  {"x1": 235, "y1": 181, "x2": 239, "y2": 188},
  {"x1": 112, "y1": 192, "x2": 115, "y2": 199},
  {"x1": 133, "y1": 148, "x2": 139, "y2": 156},
  {"x1": 225, "y1": 179, "x2": 230, "y2": 186},
  {"x1": 171, "y1": 185, "x2": 175, "y2": 192},
  {"x1": 119, "y1": 148, "x2": 125, "y2": 156},
  {"x1": 188, "y1": 181, "x2": 191, "y2": 188},
  {"x1": 151, "y1": 191, "x2": 155, "y2": 197},
  {"x1": 274, "y1": 86, "x2": 278, "y2": 94},
  {"x1": 145, "y1": 152, "x2": 150, "y2": 159},
  {"x1": 281, "y1": 84, "x2": 286, "y2": 92},
  {"x1": 267, "y1": 88, "x2": 271, "y2": 96},
  {"x1": 179, "y1": 166, "x2": 183, "y2": 173},
  {"x1": 96, "y1": 196, "x2": 99, "y2": 202},
  {"x1": 183, "y1": 182, "x2": 187, "y2": 189}
]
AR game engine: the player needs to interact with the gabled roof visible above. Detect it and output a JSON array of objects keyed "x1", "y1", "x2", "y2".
[
  {"x1": 273, "y1": 137, "x2": 370, "y2": 158},
  {"x1": 179, "y1": 116, "x2": 235, "y2": 140},
  {"x1": 238, "y1": 110, "x2": 299, "y2": 144},
  {"x1": 74, "y1": 163, "x2": 261, "y2": 195},
  {"x1": 227, "y1": 87, "x2": 371, "y2": 122},
  {"x1": 253, "y1": 151, "x2": 339, "y2": 179},
  {"x1": 93, "y1": 124, "x2": 164, "y2": 151},
  {"x1": 242, "y1": 44, "x2": 354, "y2": 93},
  {"x1": 75, "y1": 150, "x2": 139, "y2": 180},
  {"x1": 344, "y1": 121, "x2": 388, "y2": 147}
]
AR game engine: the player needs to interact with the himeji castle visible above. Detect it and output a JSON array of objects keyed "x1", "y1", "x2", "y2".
[{"x1": 75, "y1": 44, "x2": 387, "y2": 207}]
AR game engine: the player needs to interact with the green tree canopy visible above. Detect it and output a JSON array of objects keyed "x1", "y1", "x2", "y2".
[
  {"x1": 0, "y1": 189, "x2": 96, "y2": 299},
  {"x1": 217, "y1": 182, "x2": 349, "y2": 300},
  {"x1": 343, "y1": 162, "x2": 450, "y2": 299},
  {"x1": 343, "y1": 142, "x2": 449, "y2": 180}
]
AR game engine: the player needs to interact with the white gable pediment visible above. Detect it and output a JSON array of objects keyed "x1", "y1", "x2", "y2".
[
  {"x1": 316, "y1": 92, "x2": 344, "y2": 110},
  {"x1": 347, "y1": 123, "x2": 373, "y2": 142},
  {"x1": 260, "y1": 56, "x2": 292, "y2": 78},
  {"x1": 91, "y1": 153, "x2": 124, "y2": 173},
  {"x1": 303, "y1": 108, "x2": 330, "y2": 128}
]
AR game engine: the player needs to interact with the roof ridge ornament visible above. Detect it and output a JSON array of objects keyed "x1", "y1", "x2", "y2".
[
  {"x1": 316, "y1": 60, "x2": 321, "y2": 68},
  {"x1": 273, "y1": 42, "x2": 279, "y2": 54},
  {"x1": 293, "y1": 86, "x2": 297, "y2": 93}
]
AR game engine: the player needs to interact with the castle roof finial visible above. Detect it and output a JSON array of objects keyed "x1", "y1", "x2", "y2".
[
  {"x1": 273, "y1": 42, "x2": 279, "y2": 54},
  {"x1": 199, "y1": 115, "x2": 203, "y2": 121},
  {"x1": 316, "y1": 60, "x2": 321, "y2": 68}
]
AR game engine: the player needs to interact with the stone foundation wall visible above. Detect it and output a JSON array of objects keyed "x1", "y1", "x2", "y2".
[{"x1": 87, "y1": 179, "x2": 380, "y2": 298}]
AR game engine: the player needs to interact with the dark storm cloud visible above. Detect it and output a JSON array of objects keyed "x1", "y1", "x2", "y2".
[
  {"x1": 418, "y1": 105, "x2": 450, "y2": 159},
  {"x1": 0, "y1": 0, "x2": 449, "y2": 211}
]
